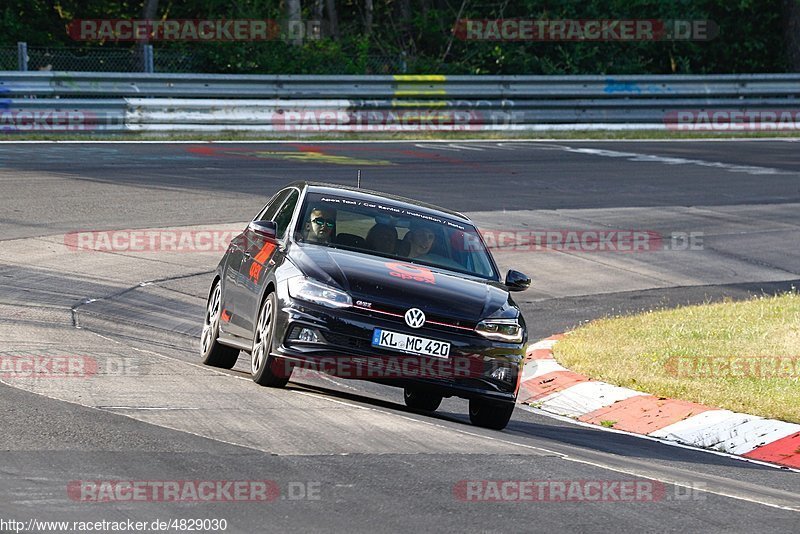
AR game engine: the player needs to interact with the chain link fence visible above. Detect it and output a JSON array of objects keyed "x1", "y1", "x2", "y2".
[
  {"x1": 364, "y1": 55, "x2": 407, "y2": 74},
  {"x1": 7, "y1": 45, "x2": 196, "y2": 73},
  {"x1": 28, "y1": 48, "x2": 194, "y2": 72},
  {"x1": 29, "y1": 47, "x2": 147, "y2": 72},
  {"x1": 0, "y1": 48, "x2": 18, "y2": 70},
  {"x1": 1, "y1": 43, "x2": 406, "y2": 74}
]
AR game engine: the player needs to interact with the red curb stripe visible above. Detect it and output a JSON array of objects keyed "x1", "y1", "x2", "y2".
[
  {"x1": 518, "y1": 371, "x2": 589, "y2": 403},
  {"x1": 578, "y1": 395, "x2": 714, "y2": 434},
  {"x1": 525, "y1": 348, "x2": 554, "y2": 362},
  {"x1": 545, "y1": 334, "x2": 566, "y2": 341},
  {"x1": 524, "y1": 334, "x2": 799, "y2": 470},
  {"x1": 743, "y1": 432, "x2": 800, "y2": 469}
]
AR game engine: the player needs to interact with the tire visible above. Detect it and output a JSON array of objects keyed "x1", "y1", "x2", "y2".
[
  {"x1": 200, "y1": 280, "x2": 240, "y2": 369},
  {"x1": 468, "y1": 399, "x2": 515, "y2": 430},
  {"x1": 403, "y1": 387, "x2": 442, "y2": 412},
  {"x1": 251, "y1": 292, "x2": 292, "y2": 387}
]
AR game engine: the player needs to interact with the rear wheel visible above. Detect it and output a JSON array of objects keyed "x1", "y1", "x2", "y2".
[
  {"x1": 251, "y1": 292, "x2": 291, "y2": 387},
  {"x1": 468, "y1": 399, "x2": 515, "y2": 430},
  {"x1": 200, "y1": 281, "x2": 239, "y2": 369},
  {"x1": 403, "y1": 387, "x2": 443, "y2": 412}
]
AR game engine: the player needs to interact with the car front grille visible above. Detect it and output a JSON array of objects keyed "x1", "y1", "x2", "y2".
[{"x1": 351, "y1": 305, "x2": 475, "y2": 335}]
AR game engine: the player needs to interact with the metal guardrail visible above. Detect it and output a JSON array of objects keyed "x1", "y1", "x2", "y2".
[
  {"x1": 3, "y1": 72, "x2": 800, "y2": 98},
  {"x1": 1, "y1": 72, "x2": 799, "y2": 132}
]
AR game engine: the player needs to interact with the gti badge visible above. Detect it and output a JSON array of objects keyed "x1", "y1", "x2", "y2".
[{"x1": 404, "y1": 308, "x2": 426, "y2": 329}]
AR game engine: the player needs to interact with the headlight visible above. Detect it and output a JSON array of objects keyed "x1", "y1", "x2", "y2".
[
  {"x1": 475, "y1": 319, "x2": 523, "y2": 343},
  {"x1": 287, "y1": 277, "x2": 352, "y2": 309}
]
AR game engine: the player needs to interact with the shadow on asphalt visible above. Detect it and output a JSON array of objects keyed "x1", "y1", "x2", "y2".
[{"x1": 284, "y1": 380, "x2": 790, "y2": 474}]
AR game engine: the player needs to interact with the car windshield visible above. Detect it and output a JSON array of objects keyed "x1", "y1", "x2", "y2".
[{"x1": 294, "y1": 192, "x2": 498, "y2": 280}]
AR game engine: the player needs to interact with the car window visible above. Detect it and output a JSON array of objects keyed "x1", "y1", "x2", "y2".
[
  {"x1": 295, "y1": 192, "x2": 498, "y2": 280},
  {"x1": 273, "y1": 190, "x2": 300, "y2": 239},
  {"x1": 256, "y1": 189, "x2": 290, "y2": 223}
]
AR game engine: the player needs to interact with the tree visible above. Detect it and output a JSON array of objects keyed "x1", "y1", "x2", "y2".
[
  {"x1": 785, "y1": 0, "x2": 800, "y2": 71},
  {"x1": 326, "y1": 0, "x2": 339, "y2": 40},
  {"x1": 286, "y1": 0, "x2": 302, "y2": 46},
  {"x1": 139, "y1": 0, "x2": 159, "y2": 71},
  {"x1": 393, "y1": 0, "x2": 413, "y2": 54},
  {"x1": 364, "y1": 0, "x2": 373, "y2": 36}
]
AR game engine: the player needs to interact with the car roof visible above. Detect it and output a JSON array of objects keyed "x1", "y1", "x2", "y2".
[{"x1": 287, "y1": 181, "x2": 472, "y2": 223}]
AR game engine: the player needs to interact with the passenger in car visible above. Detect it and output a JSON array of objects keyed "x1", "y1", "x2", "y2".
[
  {"x1": 400, "y1": 221, "x2": 436, "y2": 259},
  {"x1": 304, "y1": 206, "x2": 336, "y2": 244},
  {"x1": 365, "y1": 223, "x2": 398, "y2": 254}
]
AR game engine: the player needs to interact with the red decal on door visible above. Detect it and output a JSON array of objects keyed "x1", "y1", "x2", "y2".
[{"x1": 249, "y1": 242, "x2": 277, "y2": 282}]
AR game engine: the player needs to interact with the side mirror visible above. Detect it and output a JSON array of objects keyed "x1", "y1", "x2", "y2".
[
  {"x1": 248, "y1": 220, "x2": 277, "y2": 239},
  {"x1": 505, "y1": 269, "x2": 531, "y2": 292}
]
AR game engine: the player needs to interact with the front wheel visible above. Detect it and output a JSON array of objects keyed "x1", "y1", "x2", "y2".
[
  {"x1": 403, "y1": 388, "x2": 443, "y2": 412},
  {"x1": 251, "y1": 292, "x2": 291, "y2": 387},
  {"x1": 200, "y1": 280, "x2": 240, "y2": 369},
  {"x1": 468, "y1": 399, "x2": 515, "y2": 430}
]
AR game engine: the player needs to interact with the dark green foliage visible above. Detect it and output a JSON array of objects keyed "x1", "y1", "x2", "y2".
[{"x1": 0, "y1": 1, "x2": 791, "y2": 74}]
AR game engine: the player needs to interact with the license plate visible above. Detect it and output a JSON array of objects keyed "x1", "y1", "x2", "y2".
[{"x1": 371, "y1": 329, "x2": 451, "y2": 359}]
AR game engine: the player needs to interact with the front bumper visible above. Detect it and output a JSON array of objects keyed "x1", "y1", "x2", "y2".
[{"x1": 271, "y1": 294, "x2": 525, "y2": 403}]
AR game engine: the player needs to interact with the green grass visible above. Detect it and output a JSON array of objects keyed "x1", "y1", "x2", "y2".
[
  {"x1": 3, "y1": 130, "x2": 800, "y2": 142},
  {"x1": 553, "y1": 292, "x2": 800, "y2": 423}
]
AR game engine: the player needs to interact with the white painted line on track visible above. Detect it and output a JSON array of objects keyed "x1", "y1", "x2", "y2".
[
  {"x1": 565, "y1": 455, "x2": 800, "y2": 512},
  {"x1": 412, "y1": 143, "x2": 468, "y2": 151},
  {"x1": 518, "y1": 404, "x2": 800, "y2": 474},
  {"x1": 96, "y1": 333, "x2": 800, "y2": 511},
  {"x1": 8, "y1": 298, "x2": 798, "y2": 513},
  {"x1": 14, "y1": 346, "x2": 795, "y2": 512},
  {"x1": 6, "y1": 327, "x2": 797, "y2": 510},
  {"x1": 441, "y1": 143, "x2": 487, "y2": 151},
  {"x1": 557, "y1": 146, "x2": 791, "y2": 175}
]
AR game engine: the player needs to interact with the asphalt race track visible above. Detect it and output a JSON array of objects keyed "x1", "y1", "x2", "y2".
[{"x1": 1, "y1": 140, "x2": 799, "y2": 532}]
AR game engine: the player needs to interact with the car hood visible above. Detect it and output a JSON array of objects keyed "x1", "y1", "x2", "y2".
[{"x1": 290, "y1": 244, "x2": 511, "y2": 322}]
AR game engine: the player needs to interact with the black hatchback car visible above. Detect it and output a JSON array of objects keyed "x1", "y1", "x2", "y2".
[{"x1": 201, "y1": 182, "x2": 530, "y2": 430}]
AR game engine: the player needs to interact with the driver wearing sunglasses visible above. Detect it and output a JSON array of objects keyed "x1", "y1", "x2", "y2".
[{"x1": 305, "y1": 207, "x2": 336, "y2": 244}]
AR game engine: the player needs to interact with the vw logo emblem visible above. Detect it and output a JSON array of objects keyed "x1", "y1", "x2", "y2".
[{"x1": 404, "y1": 308, "x2": 426, "y2": 329}]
